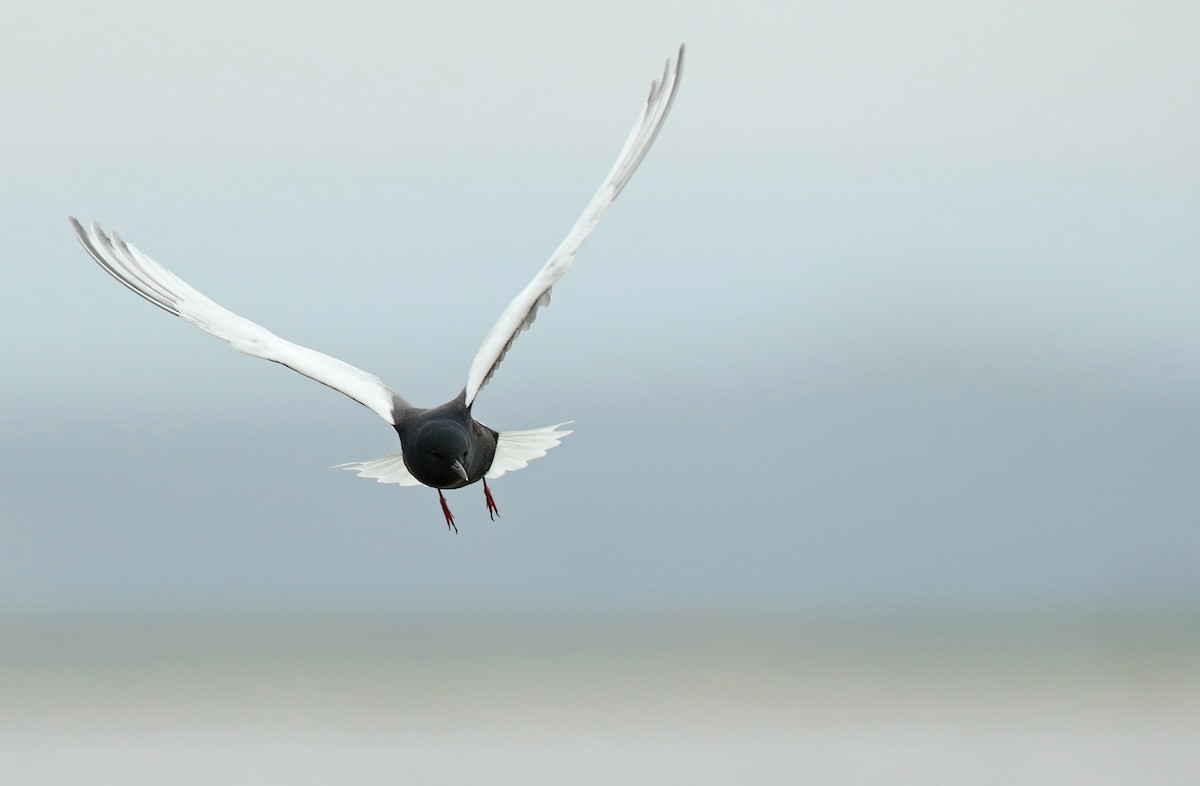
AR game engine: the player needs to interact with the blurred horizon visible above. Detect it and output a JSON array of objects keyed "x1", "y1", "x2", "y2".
[
  {"x1": 3, "y1": 0, "x2": 1199, "y2": 780},
  {"x1": 3, "y1": 609, "x2": 1197, "y2": 784}
]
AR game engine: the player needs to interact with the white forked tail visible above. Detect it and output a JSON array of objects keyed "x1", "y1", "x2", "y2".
[
  {"x1": 485, "y1": 422, "x2": 573, "y2": 479},
  {"x1": 333, "y1": 451, "x2": 422, "y2": 486},
  {"x1": 335, "y1": 422, "x2": 573, "y2": 487}
]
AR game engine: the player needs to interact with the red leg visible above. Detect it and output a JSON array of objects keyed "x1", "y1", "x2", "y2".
[
  {"x1": 438, "y1": 489, "x2": 457, "y2": 533},
  {"x1": 483, "y1": 478, "x2": 499, "y2": 521}
]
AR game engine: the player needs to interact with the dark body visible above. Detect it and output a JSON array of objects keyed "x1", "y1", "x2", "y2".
[
  {"x1": 393, "y1": 392, "x2": 499, "y2": 490},
  {"x1": 71, "y1": 46, "x2": 682, "y2": 532}
]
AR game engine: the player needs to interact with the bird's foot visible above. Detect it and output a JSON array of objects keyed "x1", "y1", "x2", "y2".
[
  {"x1": 438, "y1": 489, "x2": 457, "y2": 533},
  {"x1": 483, "y1": 479, "x2": 500, "y2": 521}
]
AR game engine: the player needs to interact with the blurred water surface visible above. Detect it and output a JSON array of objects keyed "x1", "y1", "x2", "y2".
[{"x1": 2, "y1": 612, "x2": 1196, "y2": 785}]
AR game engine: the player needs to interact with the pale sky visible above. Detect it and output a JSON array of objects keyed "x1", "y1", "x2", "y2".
[{"x1": 2, "y1": 0, "x2": 1198, "y2": 615}]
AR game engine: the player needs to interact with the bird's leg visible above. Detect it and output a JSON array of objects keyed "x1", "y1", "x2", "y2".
[
  {"x1": 483, "y1": 478, "x2": 500, "y2": 521},
  {"x1": 438, "y1": 489, "x2": 457, "y2": 533}
]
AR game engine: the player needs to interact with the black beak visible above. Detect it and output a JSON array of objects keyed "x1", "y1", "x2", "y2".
[{"x1": 450, "y1": 459, "x2": 469, "y2": 482}]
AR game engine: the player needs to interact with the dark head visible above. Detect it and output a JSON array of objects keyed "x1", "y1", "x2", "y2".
[{"x1": 404, "y1": 421, "x2": 473, "y2": 489}]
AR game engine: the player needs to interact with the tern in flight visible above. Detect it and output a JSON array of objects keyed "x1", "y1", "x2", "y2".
[{"x1": 71, "y1": 45, "x2": 683, "y2": 531}]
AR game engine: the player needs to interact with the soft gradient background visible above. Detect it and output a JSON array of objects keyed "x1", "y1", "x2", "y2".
[{"x1": 3, "y1": 0, "x2": 1198, "y2": 783}]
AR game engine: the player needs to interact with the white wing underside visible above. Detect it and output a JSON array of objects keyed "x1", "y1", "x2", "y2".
[
  {"x1": 462, "y1": 45, "x2": 684, "y2": 406},
  {"x1": 73, "y1": 45, "x2": 682, "y2": 483},
  {"x1": 335, "y1": 422, "x2": 573, "y2": 486},
  {"x1": 70, "y1": 219, "x2": 402, "y2": 424}
]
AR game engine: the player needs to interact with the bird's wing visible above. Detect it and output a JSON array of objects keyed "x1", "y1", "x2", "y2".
[
  {"x1": 484, "y1": 422, "x2": 573, "y2": 480},
  {"x1": 71, "y1": 218, "x2": 404, "y2": 425},
  {"x1": 462, "y1": 45, "x2": 684, "y2": 406}
]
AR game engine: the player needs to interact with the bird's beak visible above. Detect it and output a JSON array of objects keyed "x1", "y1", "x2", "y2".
[{"x1": 450, "y1": 459, "x2": 469, "y2": 482}]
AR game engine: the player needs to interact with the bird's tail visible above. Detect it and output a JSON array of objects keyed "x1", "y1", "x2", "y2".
[
  {"x1": 334, "y1": 422, "x2": 572, "y2": 487},
  {"x1": 333, "y1": 452, "x2": 421, "y2": 486},
  {"x1": 485, "y1": 422, "x2": 573, "y2": 479}
]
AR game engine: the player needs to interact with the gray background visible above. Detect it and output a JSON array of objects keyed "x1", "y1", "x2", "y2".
[
  {"x1": 4, "y1": 0, "x2": 1197, "y2": 617},
  {"x1": 2, "y1": 2, "x2": 1198, "y2": 781}
]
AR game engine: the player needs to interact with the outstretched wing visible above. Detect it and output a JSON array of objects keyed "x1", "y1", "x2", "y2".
[
  {"x1": 462, "y1": 45, "x2": 684, "y2": 406},
  {"x1": 71, "y1": 218, "x2": 404, "y2": 424}
]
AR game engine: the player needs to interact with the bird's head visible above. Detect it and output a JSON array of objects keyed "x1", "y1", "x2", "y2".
[{"x1": 407, "y1": 422, "x2": 472, "y2": 487}]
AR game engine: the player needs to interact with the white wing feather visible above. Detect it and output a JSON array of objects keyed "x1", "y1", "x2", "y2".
[
  {"x1": 336, "y1": 422, "x2": 572, "y2": 486},
  {"x1": 72, "y1": 218, "x2": 402, "y2": 424},
  {"x1": 462, "y1": 45, "x2": 684, "y2": 406}
]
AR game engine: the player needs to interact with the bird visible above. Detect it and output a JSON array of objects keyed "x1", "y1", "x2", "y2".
[{"x1": 70, "y1": 45, "x2": 683, "y2": 532}]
